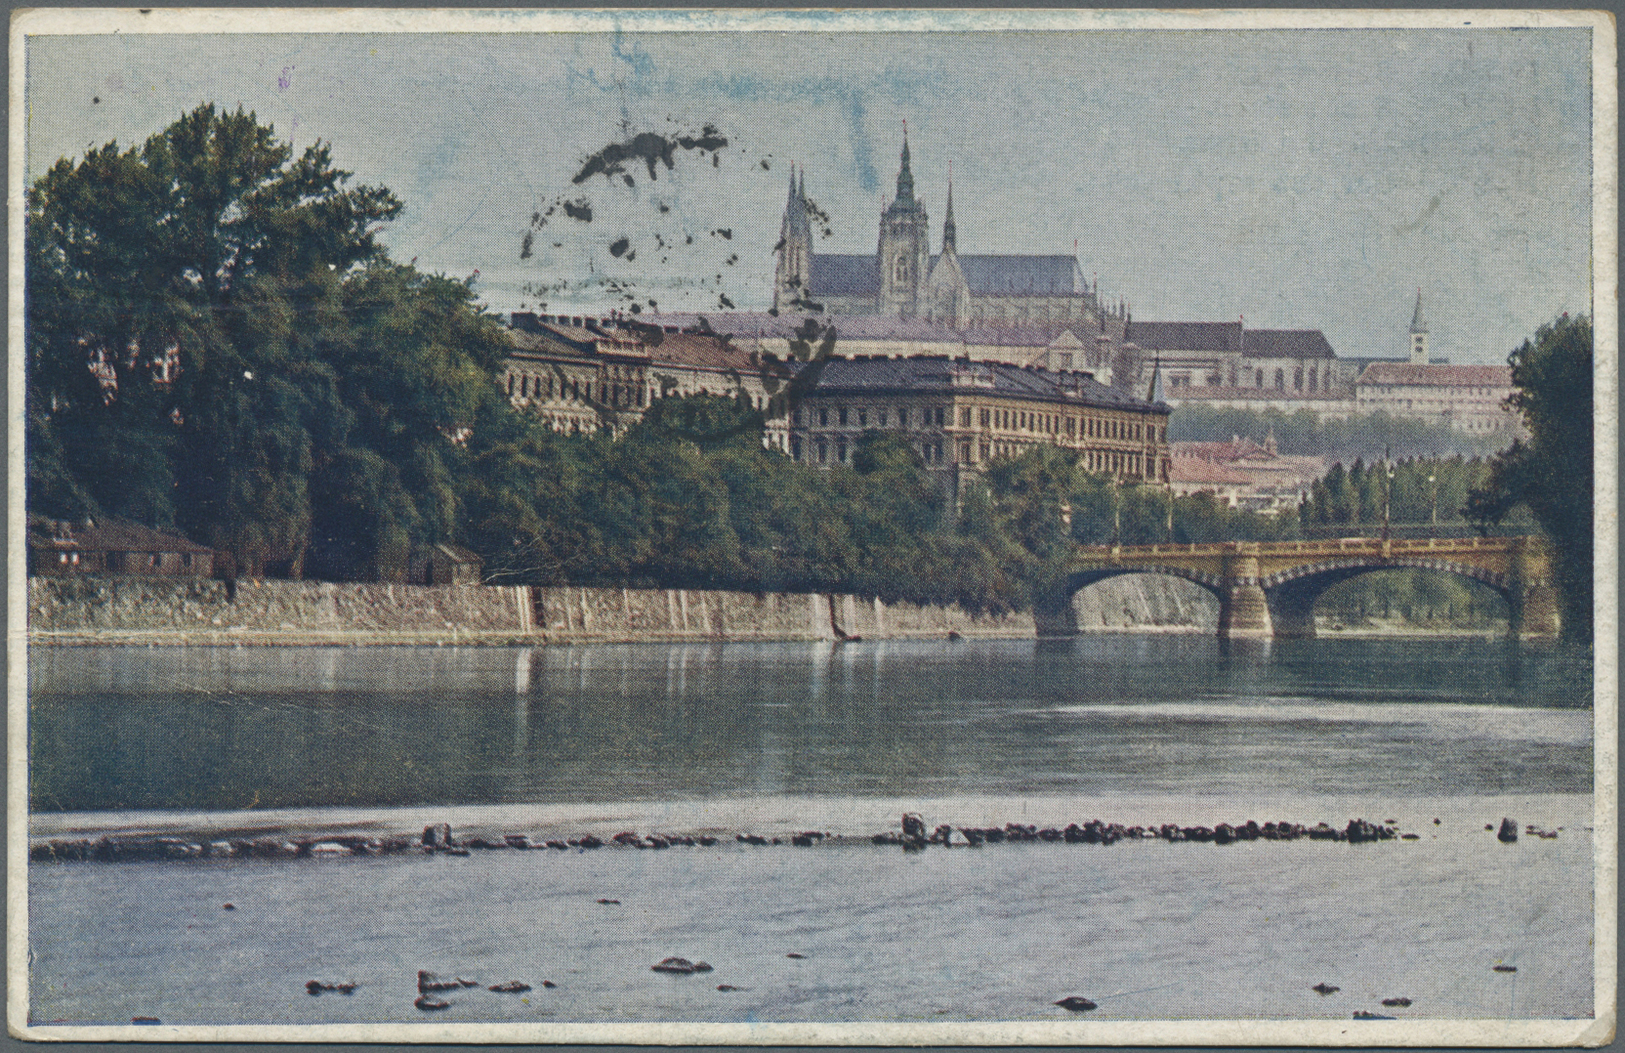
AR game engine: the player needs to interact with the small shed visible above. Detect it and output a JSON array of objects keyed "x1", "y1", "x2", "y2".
[
  {"x1": 27, "y1": 515, "x2": 214, "y2": 578},
  {"x1": 410, "y1": 543, "x2": 483, "y2": 586}
]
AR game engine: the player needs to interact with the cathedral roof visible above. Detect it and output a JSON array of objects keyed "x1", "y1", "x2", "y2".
[
  {"x1": 810, "y1": 254, "x2": 882, "y2": 297},
  {"x1": 954, "y1": 254, "x2": 1083, "y2": 296}
]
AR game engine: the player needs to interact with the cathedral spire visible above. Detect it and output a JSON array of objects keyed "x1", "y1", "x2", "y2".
[
  {"x1": 942, "y1": 162, "x2": 957, "y2": 254},
  {"x1": 893, "y1": 122, "x2": 917, "y2": 208},
  {"x1": 1409, "y1": 288, "x2": 1428, "y2": 334}
]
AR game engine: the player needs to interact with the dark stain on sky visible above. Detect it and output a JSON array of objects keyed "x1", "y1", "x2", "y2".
[
  {"x1": 562, "y1": 199, "x2": 593, "y2": 223},
  {"x1": 572, "y1": 126, "x2": 728, "y2": 186}
]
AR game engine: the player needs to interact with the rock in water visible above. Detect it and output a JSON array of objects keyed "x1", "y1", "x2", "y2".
[
  {"x1": 418, "y1": 971, "x2": 463, "y2": 992},
  {"x1": 414, "y1": 995, "x2": 451, "y2": 1011},
  {"x1": 1311, "y1": 983, "x2": 1340, "y2": 995},
  {"x1": 1498, "y1": 817, "x2": 1518, "y2": 843},
  {"x1": 1381, "y1": 997, "x2": 1413, "y2": 1007},
  {"x1": 902, "y1": 813, "x2": 926, "y2": 840},
  {"x1": 1493, "y1": 964, "x2": 1518, "y2": 973},
  {"x1": 652, "y1": 957, "x2": 701, "y2": 974},
  {"x1": 1353, "y1": 1010, "x2": 1394, "y2": 1020},
  {"x1": 489, "y1": 981, "x2": 531, "y2": 993},
  {"x1": 1054, "y1": 996, "x2": 1097, "y2": 1012}
]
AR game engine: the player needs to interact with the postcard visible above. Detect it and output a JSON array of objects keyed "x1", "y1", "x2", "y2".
[{"x1": 9, "y1": 8, "x2": 1616, "y2": 1045}]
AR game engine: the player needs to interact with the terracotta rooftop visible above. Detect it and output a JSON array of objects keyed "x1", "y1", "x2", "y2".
[{"x1": 1358, "y1": 363, "x2": 1513, "y2": 387}]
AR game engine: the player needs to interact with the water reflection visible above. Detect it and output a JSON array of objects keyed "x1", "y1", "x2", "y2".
[{"x1": 29, "y1": 636, "x2": 1592, "y2": 814}]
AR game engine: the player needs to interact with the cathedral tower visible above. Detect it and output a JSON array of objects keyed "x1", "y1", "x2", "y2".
[
  {"x1": 878, "y1": 128, "x2": 930, "y2": 318},
  {"x1": 1408, "y1": 289, "x2": 1429, "y2": 364},
  {"x1": 773, "y1": 165, "x2": 813, "y2": 313}
]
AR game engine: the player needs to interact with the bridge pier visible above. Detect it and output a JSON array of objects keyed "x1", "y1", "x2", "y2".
[
  {"x1": 1511, "y1": 583, "x2": 1561, "y2": 640},
  {"x1": 1265, "y1": 588, "x2": 1318, "y2": 639},
  {"x1": 1217, "y1": 551, "x2": 1272, "y2": 640}
]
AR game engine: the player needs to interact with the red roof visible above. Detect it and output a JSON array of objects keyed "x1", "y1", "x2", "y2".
[
  {"x1": 1359, "y1": 363, "x2": 1512, "y2": 388},
  {"x1": 1170, "y1": 457, "x2": 1255, "y2": 486}
]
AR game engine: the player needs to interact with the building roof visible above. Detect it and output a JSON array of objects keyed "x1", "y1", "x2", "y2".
[
  {"x1": 26, "y1": 514, "x2": 213, "y2": 554},
  {"x1": 1170, "y1": 457, "x2": 1256, "y2": 486},
  {"x1": 1242, "y1": 329, "x2": 1336, "y2": 359},
  {"x1": 953, "y1": 255, "x2": 1083, "y2": 296},
  {"x1": 646, "y1": 331, "x2": 762, "y2": 373},
  {"x1": 1124, "y1": 321, "x2": 1244, "y2": 353},
  {"x1": 810, "y1": 254, "x2": 882, "y2": 298},
  {"x1": 961, "y1": 323, "x2": 1101, "y2": 348},
  {"x1": 644, "y1": 311, "x2": 965, "y2": 344},
  {"x1": 794, "y1": 356, "x2": 1164, "y2": 413},
  {"x1": 1123, "y1": 321, "x2": 1336, "y2": 359},
  {"x1": 1358, "y1": 362, "x2": 1512, "y2": 388}
]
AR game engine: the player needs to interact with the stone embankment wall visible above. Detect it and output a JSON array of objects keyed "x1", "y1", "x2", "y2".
[
  {"x1": 28, "y1": 577, "x2": 1048, "y2": 645},
  {"x1": 1072, "y1": 575, "x2": 1217, "y2": 633}
]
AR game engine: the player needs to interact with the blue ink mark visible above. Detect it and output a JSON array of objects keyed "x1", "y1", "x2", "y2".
[{"x1": 278, "y1": 66, "x2": 294, "y2": 90}]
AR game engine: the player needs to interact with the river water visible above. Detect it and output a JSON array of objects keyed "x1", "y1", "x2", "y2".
[{"x1": 26, "y1": 636, "x2": 1598, "y2": 1030}]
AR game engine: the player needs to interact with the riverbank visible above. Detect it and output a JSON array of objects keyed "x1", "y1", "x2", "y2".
[{"x1": 27, "y1": 578, "x2": 1035, "y2": 646}]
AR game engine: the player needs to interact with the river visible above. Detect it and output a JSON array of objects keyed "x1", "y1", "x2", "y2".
[{"x1": 25, "y1": 636, "x2": 1599, "y2": 1032}]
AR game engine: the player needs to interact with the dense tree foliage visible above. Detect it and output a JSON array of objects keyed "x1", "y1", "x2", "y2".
[
  {"x1": 1466, "y1": 314, "x2": 1594, "y2": 642},
  {"x1": 27, "y1": 105, "x2": 513, "y2": 578},
  {"x1": 1168, "y1": 404, "x2": 1508, "y2": 461},
  {"x1": 1296, "y1": 455, "x2": 1521, "y2": 532}
]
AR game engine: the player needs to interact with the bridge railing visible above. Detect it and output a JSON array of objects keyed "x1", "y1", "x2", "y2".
[{"x1": 1075, "y1": 535, "x2": 1534, "y2": 559}]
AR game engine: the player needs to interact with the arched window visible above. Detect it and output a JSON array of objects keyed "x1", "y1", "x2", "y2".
[{"x1": 1274, "y1": 369, "x2": 1285, "y2": 390}]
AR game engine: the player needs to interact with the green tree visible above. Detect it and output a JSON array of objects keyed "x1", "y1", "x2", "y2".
[
  {"x1": 27, "y1": 104, "x2": 405, "y2": 576},
  {"x1": 1467, "y1": 314, "x2": 1593, "y2": 642}
]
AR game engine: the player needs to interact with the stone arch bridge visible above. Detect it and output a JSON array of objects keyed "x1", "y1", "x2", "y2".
[{"x1": 1058, "y1": 536, "x2": 1558, "y2": 640}]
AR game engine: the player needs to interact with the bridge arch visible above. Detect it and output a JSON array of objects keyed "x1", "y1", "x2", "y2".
[{"x1": 1259, "y1": 559, "x2": 1514, "y2": 639}]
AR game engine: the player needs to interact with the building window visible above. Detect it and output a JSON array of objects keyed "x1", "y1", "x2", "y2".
[
  {"x1": 838, "y1": 407, "x2": 848, "y2": 426},
  {"x1": 1274, "y1": 369, "x2": 1285, "y2": 390},
  {"x1": 898, "y1": 408, "x2": 909, "y2": 428},
  {"x1": 150, "y1": 553, "x2": 162, "y2": 568},
  {"x1": 960, "y1": 442, "x2": 972, "y2": 462},
  {"x1": 980, "y1": 443, "x2": 990, "y2": 461},
  {"x1": 878, "y1": 409, "x2": 888, "y2": 427},
  {"x1": 857, "y1": 408, "x2": 867, "y2": 427},
  {"x1": 791, "y1": 436, "x2": 802, "y2": 460},
  {"x1": 960, "y1": 408, "x2": 972, "y2": 427},
  {"x1": 980, "y1": 408, "x2": 990, "y2": 427},
  {"x1": 819, "y1": 408, "x2": 828, "y2": 427},
  {"x1": 836, "y1": 439, "x2": 847, "y2": 462},
  {"x1": 817, "y1": 441, "x2": 828, "y2": 463}
]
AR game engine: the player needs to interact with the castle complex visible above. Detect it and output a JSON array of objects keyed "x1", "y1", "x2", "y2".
[{"x1": 773, "y1": 132, "x2": 1104, "y2": 330}]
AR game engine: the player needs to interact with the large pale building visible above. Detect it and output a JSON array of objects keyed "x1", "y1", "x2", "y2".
[
  {"x1": 1352, "y1": 292, "x2": 1522, "y2": 436},
  {"x1": 786, "y1": 356, "x2": 1171, "y2": 488}
]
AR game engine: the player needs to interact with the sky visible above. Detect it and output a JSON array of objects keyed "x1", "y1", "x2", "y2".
[{"x1": 22, "y1": 12, "x2": 1599, "y2": 364}]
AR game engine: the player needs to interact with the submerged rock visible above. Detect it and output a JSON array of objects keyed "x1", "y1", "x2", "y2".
[
  {"x1": 417, "y1": 971, "x2": 465, "y2": 992},
  {"x1": 305, "y1": 980, "x2": 357, "y2": 995},
  {"x1": 652, "y1": 957, "x2": 712, "y2": 974},
  {"x1": 1381, "y1": 997, "x2": 1413, "y2": 1007},
  {"x1": 1054, "y1": 996, "x2": 1097, "y2": 1011},
  {"x1": 414, "y1": 995, "x2": 451, "y2": 1011},
  {"x1": 489, "y1": 981, "x2": 531, "y2": 993},
  {"x1": 1498, "y1": 818, "x2": 1519, "y2": 843},
  {"x1": 1311, "y1": 983, "x2": 1340, "y2": 995},
  {"x1": 1352, "y1": 1010, "x2": 1394, "y2": 1020}
]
